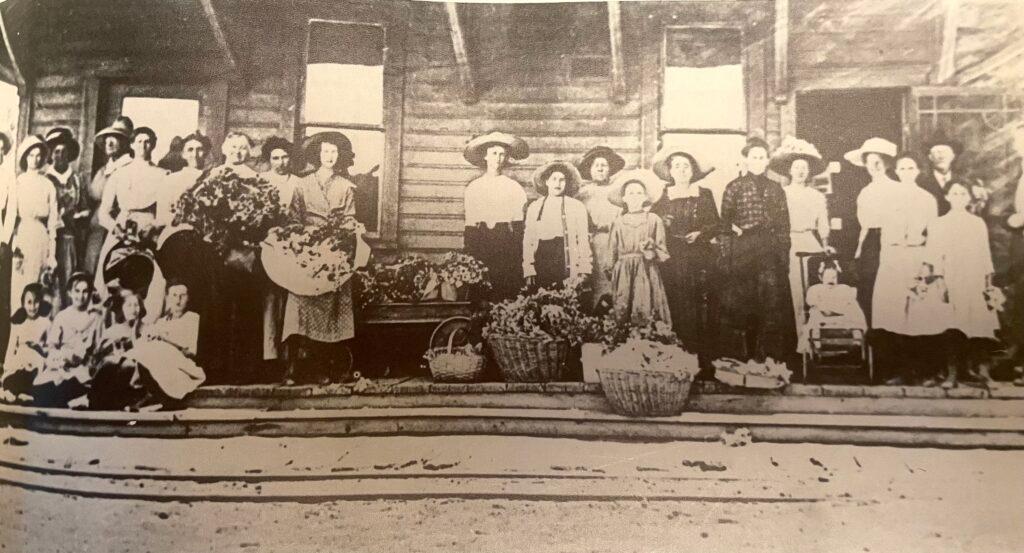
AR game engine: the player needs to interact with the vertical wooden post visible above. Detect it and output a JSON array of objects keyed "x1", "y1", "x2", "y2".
[
  {"x1": 445, "y1": 2, "x2": 477, "y2": 104},
  {"x1": 773, "y1": 0, "x2": 789, "y2": 104},
  {"x1": 607, "y1": 0, "x2": 626, "y2": 104},
  {"x1": 0, "y1": 7, "x2": 25, "y2": 89},
  {"x1": 206, "y1": 78, "x2": 229, "y2": 160},
  {"x1": 16, "y1": 87, "x2": 32, "y2": 143},
  {"x1": 199, "y1": 0, "x2": 239, "y2": 77},
  {"x1": 78, "y1": 76, "x2": 100, "y2": 180},
  {"x1": 936, "y1": 0, "x2": 959, "y2": 84}
]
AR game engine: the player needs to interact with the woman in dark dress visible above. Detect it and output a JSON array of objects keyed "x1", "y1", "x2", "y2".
[
  {"x1": 0, "y1": 132, "x2": 12, "y2": 359},
  {"x1": 651, "y1": 147, "x2": 721, "y2": 367}
]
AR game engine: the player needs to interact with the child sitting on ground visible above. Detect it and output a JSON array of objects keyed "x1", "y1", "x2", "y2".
[
  {"x1": 35, "y1": 272, "x2": 103, "y2": 408},
  {"x1": 798, "y1": 261, "x2": 867, "y2": 353},
  {"x1": 1, "y1": 283, "x2": 52, "y2": 402}
]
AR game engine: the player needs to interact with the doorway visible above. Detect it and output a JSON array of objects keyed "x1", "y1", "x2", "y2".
[{"x1": 796, "y1": 88, "x2": 905, "y2": 261}]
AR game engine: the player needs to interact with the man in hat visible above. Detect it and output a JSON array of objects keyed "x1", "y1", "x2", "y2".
[
  {"x1": 718, "y1": 137, "x2": 795, "y2": 363},
  {"x1": 919, "y1": 135, "x2": 988, "y2": 215},
  {"x1": 85, "y1": 116, "x2": 134, "y2": 276},
  {"x1": 45, "y1": 127, "x2": 88, "y2": 302}
]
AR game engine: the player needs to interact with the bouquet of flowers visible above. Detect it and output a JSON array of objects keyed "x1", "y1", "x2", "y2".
[
  {"x1": 598, "y1": 320, "x2": 698, "y2": 374},
  {"x1": 435, "y1": 252, "x2": 491, "y2": 299},
  {"x1": 354, "y1": 256, "x2": 440, "y2": 309},
  {"x1": 264, "y1": 208, "x2": 364, "y2": 295},
  {"x1": 985, "y1": 285, "x2": 1006, "y2": 312},
  {"x1": 173, "y1": 167, "x2": 287, "y2": 258},
  {"x1": 111, "y1": 217, "x2": 158, "y2": 251},
  {"x1": 712, "y1": 357, "x2": 792, "y2": 389},
  {"x1": 483, "y1": 281, "x2": 594, "y2": 347}
]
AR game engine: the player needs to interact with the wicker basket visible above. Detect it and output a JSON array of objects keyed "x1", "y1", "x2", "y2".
[
  {"x1": 486, "y1": 334, "x2": 568, "y2": 383},
  {"x1": 596, "y1": 367, "x2": 694, "y2": 417},
  {"x1": 427, "y1": 331, "x2": 486, "y2": 383}
]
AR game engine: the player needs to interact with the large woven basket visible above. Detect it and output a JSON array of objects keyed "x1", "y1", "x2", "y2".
[
  {"x1": 596, "y1": 367, "x2": 694, "y2": 417},
  {"x1": 486, "y1": 334, "x2": 568, "y2": 383},
  {"x1": 427, "y1": 330, "x2": 486, "y2": 383}
]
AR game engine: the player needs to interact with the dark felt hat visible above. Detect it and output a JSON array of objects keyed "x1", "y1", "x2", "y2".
[{"x1": 577, "y1": 146, "x2": 625, "y2": 181}]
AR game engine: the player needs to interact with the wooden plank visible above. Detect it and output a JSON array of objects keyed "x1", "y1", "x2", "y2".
[
  {"x1": 400, "y1": 200, "x2": 464, "y2": 216},
  {"x1": 773, "y1": 0, "x2": 789, "y2": 103},
  {"x1": 77, "y1": 76, "x2": 100, "y2": 183},
  {"x1": 936, "y1": 0, "x2": 959, "y2": 83},
  {"x1": 402, "y1": 148, "x2": 642, "y2": 168},
  {"x1": 400, "y1": 183, "x2": 467, "y2": 200},
  {"x1": 403, "y1": 116, "x2": 641, "y2": 136},
  {"x1": 17, "y1": 89, "x2": 32, "y2": 143},
  {"x1": 792, "y1": 43, "x2": 936, "y2": 68},
  {"x1": 31, "y1": 106, "x2": 80, "y2": 126},
  {"x1": 379, "y1": 17, "x2": 408, "y2": 246},
  {"x1": 206, "y1": 78, "x2": 230, "y2": 156},
  {"x1": 745, "y1": 37, "x2": 768, "y2": 136},
  {"x1": 228, "y1": 92, "x2": 283, "y2": 109},
  {"x1": 228, "y1": 106, "x2": 284, "y2": 127},
  {"x1": 0, "y1": 6, "x2": 24, "y2": 87},
  {"x1": 399, "y1": 217, "x2": 464, "y2": 233},
  {"x1": 34, "y1": 75, "x2": 81, "y2": 90},
  {"x1": 199, "y1": 0, "x2": 239, "y2": 76},
  {"x1": 792, "y1": 63, "x2": 933, "y2": 90},
  {"x1": 444, "y1": 2, "x2": 476, "y2": 104},
  {"x1": 399, "y1": 232, "x2": 464, "y2": 251},
  {"x1": 403, "y1": 132, "x2": 640, "y2": 152},
  {"x1": 607, "y1": 0, "x2": 626, "y2": 103},
  {"x1": 405, "y1": 100, "x2": 641, "y2": 120},
  {"x1": 33, "y1": 89, "x2": 80, "y2": 106},
  {"x1": 407, "y1": 83, "x2": 615, "y2": 104}
]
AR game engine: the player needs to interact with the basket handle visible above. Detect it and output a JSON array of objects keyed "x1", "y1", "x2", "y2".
[{"x1": 446, "y1": 327, "x2": 459, "y2": 353}]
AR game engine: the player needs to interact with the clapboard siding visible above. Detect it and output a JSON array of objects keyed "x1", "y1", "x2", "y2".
[
  {"x1": 29, "y1": 73, "x2": 84, "y2": 137},
  {"x1": 790, "y1": 0, "x2": 941, "y2": 89}
]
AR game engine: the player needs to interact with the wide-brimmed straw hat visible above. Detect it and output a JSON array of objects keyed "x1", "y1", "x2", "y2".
[
  {"x1": 769, "y1": 136, "x2": 825, "y2": 177},
  {"x1": 532, "y1": 160, "x2": 584, "y2": 196},
  {"x1": 577, "y1": 145, "x2": 625, "y2": 181},
  {"x1": 844, "y1": 137, "x2": 898, "y2": 167},
  {"x1": 261, "y1": 136, "x2": 294, "y2": 162},
  {"x1": 462, "y1": 131, "x2": 529, "y2": 168},
  {"x1": 95, "y1": 116, "x2": 134, "y2": 143},
  {"x1": 303, "y1": 131, "x2": 354, "y2": 167},
  {"x1": 608, "y1": 169, "x2": 665, "y2": 208},
  {"x1": 923, "y1": 133, "x2": 964, "y2": 158},
  {"x1": 650, "y1": 146, "x2": 714, "y2": 183},
  {"x1": 44, "y1": 127, "x2": 81, "y2": 162},
  {"x1": 17, "y1": 135, "x2": 49, "y2": 171}
]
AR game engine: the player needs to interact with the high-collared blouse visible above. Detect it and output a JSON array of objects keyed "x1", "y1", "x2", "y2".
[
  {"x1": 98, "y1": 159, "x2": 168, "y2": 231},
  {"x1": 464, "y1": 173, "x2": 527, "y2": 229},
  {"x1": 290, "y1": 171, "x2": 356, "y2": 225},
  {"x1": 856, "y1": 177, "x2": 899, "y2": 231},
  {"x1": 784, "y1": 185, "x2": 829, "y2": 238},
  {"x1": 0, "y1": 171, "x2": 60, "y2": 246},
  {"x1": 522, "y1": 195, "x2": 592, "y2": 278},
  {"x1": 261, "y1": 171, "x2": 300, "y2": 209}
]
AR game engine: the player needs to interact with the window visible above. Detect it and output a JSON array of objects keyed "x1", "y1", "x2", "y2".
[
  {"x1": 121, "y1": 97, "x2": 201, "y2": 164},
  {"x1": 660, "y1": 27, "x2": 748, "y2": 206},
  {"x1": 301, "y1": 20, "x2": 387, "y2": 233}
]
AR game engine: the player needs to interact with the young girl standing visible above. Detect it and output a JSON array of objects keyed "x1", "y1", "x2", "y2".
[
  {"x1": 606, "y1": 169, "x2": 671, "y2": 325},
  {"x1": 522, "y1": 161, "x2": 592, "y2": 290}
]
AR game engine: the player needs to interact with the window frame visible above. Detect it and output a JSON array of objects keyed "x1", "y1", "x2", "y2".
[
  {"x1": 659, "y1": 24, "x2": 748, "y2": 137},
  {"x1": 295, "y1": 17, "x2": 402, "y2": 246}
]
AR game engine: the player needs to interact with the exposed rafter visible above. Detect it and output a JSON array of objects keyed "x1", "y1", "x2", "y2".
[
  {"x1": 199, "y1": 0, "x2": 239, "y2": 77},
  {"x1": 607, "y1": 0, "x2": 626, "y2": 104},
  {"x1": 445, "y1": 2, "x2": 477, "y2": 104},
  {"x1": 773, "y1": 0, "x2": 789, "y2": 103},
  {"x1": 0, "y1": 6, "x2": 25, "y2": 88}
]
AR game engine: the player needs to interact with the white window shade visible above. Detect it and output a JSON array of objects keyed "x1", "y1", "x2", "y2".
[
  {"x1": 662, "y1": 64, "x2": 746, "y2": 131},
  {"x1": 304, "y1": 64, "x2": 384, "y2": 127},
  {"x1": 121, "y1": 97, "x2": 200, "y2": 162}
]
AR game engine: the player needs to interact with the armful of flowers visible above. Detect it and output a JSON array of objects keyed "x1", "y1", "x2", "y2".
[
  {"x1": 269, "y1": 208, "x2": 363, "y2": 282},
  {"x1": 436, "y1": 252, "x2": 491, "y2": 292}
]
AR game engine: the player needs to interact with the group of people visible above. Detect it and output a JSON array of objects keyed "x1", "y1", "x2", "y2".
[
  {"x1": 463, "y1": 129, "x2": 1020, "y2": 386},
  {"x1": 0, "y1": 116, "x2": 368, "y2": 408}
]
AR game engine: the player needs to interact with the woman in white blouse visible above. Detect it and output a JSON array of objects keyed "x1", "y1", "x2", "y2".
[
  {"x1": 847, "y1": 137, "x2": 899, "y2": 329},
  {"x1": 523, "y1": 161, "x2": 592, "y2": 290},
  {"x1": 2, "y1": 136, "x2": 59, "y2": 315},
  {"x1": 770, "y1": 138, "x2": 830, "y2": 343},
  {"x1": 462, "y1": 131, "x2": 530, "y2": 300}
]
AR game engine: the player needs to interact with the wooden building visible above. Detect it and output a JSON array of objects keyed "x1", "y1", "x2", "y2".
[{"x1": 1, "y1": 0, "x2": 1021, "y2": 267}]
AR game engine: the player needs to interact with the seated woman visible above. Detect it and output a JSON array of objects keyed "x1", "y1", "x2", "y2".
[
  {"x1": 798, "y1": 261, "x2": 867, "y2": 354},
  {"x1": 128, "y1": 281, "x2": 205, "y2": 410},
  {"x1": 88, "y1": 286, "x2": 147, "y2": 410},
  {"x1": 1, "y1": 283, "x2": 51, "y2": 401},
  {"x1": 35, "y1": 272, "x2": 103, "y2": 408}
]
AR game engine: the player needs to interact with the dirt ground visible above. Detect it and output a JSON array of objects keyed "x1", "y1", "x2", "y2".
[{"x1": 1, "y1": 432, "x2": 1022, "y2": 552}]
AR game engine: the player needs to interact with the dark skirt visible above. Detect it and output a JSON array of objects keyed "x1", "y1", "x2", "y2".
[
  {"x1": 534, "y1": 237, "x2": 567, "y2": 290},
  {"x1": 464, "y1": 223, "x2": 523, "y2": 301},
  {"x1": 0, "y1": 245, "x2": 11, "y2": 360},
  {"x1": 857, "y1": 228, "x2": 881, "y2": 325},
  {"x1": 663, "y1": 240, "x2": 718, "y2": 363},
  {"x1": 719, "y1": 231, "x2": 794, "y2": 361}
]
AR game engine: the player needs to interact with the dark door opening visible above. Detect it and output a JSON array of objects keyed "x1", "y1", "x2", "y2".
[{"x1": 796, "y1": 88, "x2": 905, "y2": 263}]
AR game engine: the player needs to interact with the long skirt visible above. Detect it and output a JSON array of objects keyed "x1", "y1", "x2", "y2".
[
  {"x1": 611, "y1": 253, "x2": 672, "y2": 326},
  {"x1": 263, "y1": 286, "x2": 287, "y2": 361},
  {"x1": 156, "y1": 230, "x2": 222, "y2": 375},
  {"x1": 534, "y1": 237, "x2": 568, "y2": 290},
  {"x1": 82, "y1": 222, "x2": 107, "y2": 278},
  {"x1": 283, "y1": 281, "x2": 354, "y2": 344},
  {"x1": 856, "y1": 228, "x2": 881, "y2": 326},
  {"x1": 588, "y1": 230, "x2": 614, "y2": 307},
  {"x1": 10, "y1": 219, "x2": 51, "y2": 315},
  {"x1": 872, "y1": 244, "x2": 927, "y2": 335},
  {"x1": 719, "y1": 231, "x2": 794, "y2": 362},
  {"x1": 130, "y1": 340, "x2": 206, "y2": 400},
  {"x1": 0, "y1": 245, "x2": 11, "y2": 360},
  {"x1": 464, "y1": 223, "x2": 523, "y2": 301},
  {"x1": 215, "y1": 261, "x2": 266, "y2": 383},
  {"x1": 663, "y1": 240, "x2": 718, "y2": 362},
  {"x1": 55, "y1": 230, "x2": 78, "y2": 309}
]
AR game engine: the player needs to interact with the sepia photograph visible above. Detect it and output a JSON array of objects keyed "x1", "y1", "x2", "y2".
[{"x1": 0, "y1": 0, "x2": 1022, "y2": 551}]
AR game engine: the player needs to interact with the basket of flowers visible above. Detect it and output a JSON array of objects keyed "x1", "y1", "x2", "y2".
[
  {"x1": 595, "y1": 320, "x2": 700, "y2": 417},
  {"x1": 436, "y1": 252, "x2": 490, "y2": 301},
  {"x1": 173, "y1": 167, "x2": 287, "y2": 271},
  {"x1": 423, "y1": 328, "x2": 486, "y2": 383},
  {"x1": 262, "y1": 208, "x2": 367, "y2": 296},
  {"x1": 483, "y1": 281, "x2": 591, "y2": 382},
  {"x1": 712, "y1": 358, "x2": 792, "y2": 389}
]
